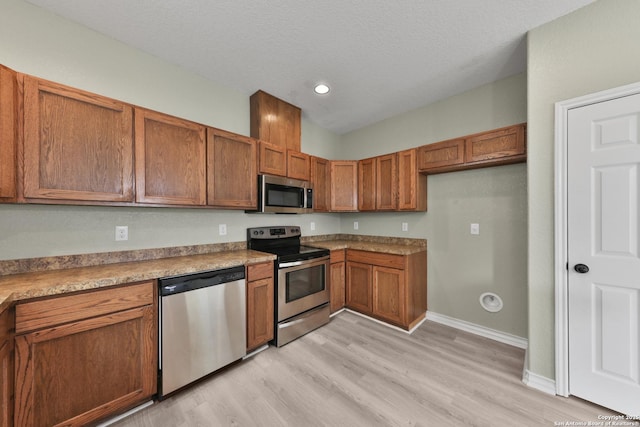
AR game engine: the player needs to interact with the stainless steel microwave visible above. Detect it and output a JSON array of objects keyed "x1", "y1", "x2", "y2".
[{"x1": 249, "y1": 174, "x2": 313, "y2": 214}]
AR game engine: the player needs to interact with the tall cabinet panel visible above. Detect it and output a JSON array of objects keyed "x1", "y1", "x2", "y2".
[
  {"x1": 0, "y1": 66, "x2": 17, "y2": 202},
  {"x1": 207, "y1": 129, "x2": 257, "y2": 209},
  {"x1": 310, "y1": 156, "x2": 330, "y2": 212},
  {"x1": 22, "y1": 75, "x2": 134, "y2": 202},
  {"x1": 135, "y1": 109, "x2": 206, "y2": 205},
  {"x1": 330, "y1": 161, "x2": 358, "y2": 212},
  {"x1": 358, "y1": 157, "x2": 376, "y2": 211},
  {"x1": 375, "y1": 153, "x2": 397, "y2": 211}
]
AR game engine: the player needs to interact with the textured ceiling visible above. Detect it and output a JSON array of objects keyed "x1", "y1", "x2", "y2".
[{"x1": 26, "y1": 0, "x2": 595, "y2": 134}]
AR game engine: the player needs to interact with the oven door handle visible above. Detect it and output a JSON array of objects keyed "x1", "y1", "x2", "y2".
[
  {"x1": 278, "y1": 318, "x2": 306, "y2": 329},
  {"x1": 279, "y1": 256, "x2": 329, "y2": 269}
]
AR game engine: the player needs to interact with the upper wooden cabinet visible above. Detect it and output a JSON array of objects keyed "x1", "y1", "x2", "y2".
[
  {"x1": 0, "y1": 66, "x2": 17, "y2": 202},
  {"x1": 358, "y1": 154, "x2": 397, "y2": 211},
  {"x1": 310, "y1": 156, "x2": 330, "y2": 212},
  {"x1": 418, "y1": 123, "x2": 526, "y2": 174},
  {"x1": 398, "y1": 149, "x2": 427, "y2": 211},
  {"x1": 22, "y1": 75, "x2": 134, "y2": 203},
  {"x1": 250, "y1": 90, "x2": 301, "y2": 152},
  {"x1": 287, "y1": 150, "x2": 310, "y2": 181},
  {"x1": 465, "y1": 123, "x2": 526, "y2": 165},
  {"x1": 207, "y1": 128, "x2": 257, "y2": 209},
  {"x1": 258, "y1": 140, "x2": 287, "y2": 177},
  {"x1": 135, "y1": 108, "x2": 206, "y2": 206},
  {"x1": 330, "y1": 160, "x2": 358, "y2": 212}
]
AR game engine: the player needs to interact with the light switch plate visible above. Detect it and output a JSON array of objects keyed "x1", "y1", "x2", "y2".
[
  {"x1": 310, "y1": 222, "x2": 316, "y2": 231},
  {"x1": 219, "y1": 224, "x2": 227, "y2": 236},
  {"x1": 402, "y1": 222, "x2": 408, "y2": 232},
  {"x1": 354, "y1": 221, "x2": 359, "y2": 230}
]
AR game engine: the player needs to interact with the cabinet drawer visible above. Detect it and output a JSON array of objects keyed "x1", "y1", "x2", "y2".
[
  {"x1": 346, "y1": 250, "x2": 405, "y2": 270},
  {"x1": 15, "y1": 281, "x2": 154, "y2": 334},
  {"x1": 247, "y1": 262, "x2": 274, "y2": 281},
  {"x1": 330, "y1": 249, "x2": 345, "y2": 263}
]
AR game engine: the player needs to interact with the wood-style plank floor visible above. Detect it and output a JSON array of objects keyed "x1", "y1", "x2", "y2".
[{"x1": 113, "y1": 311, "x2": 617, "y2": 427}]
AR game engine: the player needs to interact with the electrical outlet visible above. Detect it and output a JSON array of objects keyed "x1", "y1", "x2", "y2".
[
  {"x1": 353, "y1": 221, "x2": 359, "y2": 230},
  {"x1": 470, "y1": 223, "x2": 480, "y2": 235},
  {"x1": 310, "y1": 222, "x2": 316, "y2": 231},
  {"x1": 219, "y1": 224, "x2": 227, "y2": 236},
  {"x1": 115, "y1": 226, "x2": 128, "y2": 241},
  {"x1": 402, "y1": 222, "x2": 408, "y2": 232}
]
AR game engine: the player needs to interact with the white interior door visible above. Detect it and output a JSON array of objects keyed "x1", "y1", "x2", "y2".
[{"x1": 568, "y1": 92, "x2": 640, "y2": 416}]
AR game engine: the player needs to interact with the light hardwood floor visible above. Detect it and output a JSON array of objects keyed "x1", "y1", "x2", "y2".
[{"x1": 114, "y1": 311, "x2": 618, "y2": 427}]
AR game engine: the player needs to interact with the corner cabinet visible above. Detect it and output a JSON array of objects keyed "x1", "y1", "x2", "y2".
[
  {"x1": 135, "y1": 108, "x2": 207, "y2": 206},
  {"x1": 358, "y1": 154, "x2": 398, "y2": 211},
  {"x1": 246, "y1": 262, "x2": 274, "y2": 351},
  {"x1": 346, "y1": 249, "x2": 427, "y2": 330},
  {"x1": 0, "y1": 66, "x2": 17, "y2": 202},
  {"x1": 330, "y1": 161, "x2": 358, "y2": 212},
  {"x1": 310, "y1": 156, "x2": 331, "y2": 212},
  {"x1": 397, "y1": 149, "x2": 427, "y2": 211},
  {"x1": 207, "y1": 129, "x2": 257, "y2": 209},
  {"x1": 22, "y1": 75, "x2": 135, "y2": 203},
  {"x1": 13, "y1": 282, "x2": 157, "y2": 427},
  {"x1": 0, "y1": 307, "x2": 14, "y2": 427}
]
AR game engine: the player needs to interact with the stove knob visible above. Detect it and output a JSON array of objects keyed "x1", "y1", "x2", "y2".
[{"x1": 259, "y1": 230, "x2": 264, "y2": 235}]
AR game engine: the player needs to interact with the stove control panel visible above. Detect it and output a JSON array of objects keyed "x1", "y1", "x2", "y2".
[{"x1": 247, "y1": 226, "x2": 301, "y2": 240}]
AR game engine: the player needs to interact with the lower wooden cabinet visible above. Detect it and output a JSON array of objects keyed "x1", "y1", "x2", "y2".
[
  {"x1": 13, "y1": 282, "x2": 156, "y2": 427},
  {"x1": 246, "y1": 262, "x2": 274, "y2": 351},
  {"x1": 0, "y1": 307, "x2": 14, "y2": 427},
  {"x1": 346, "y1": 249, "x2": 427, "y2": 330},
  {"x1": 329, "y1": 250, "x2": 346, "y2": 313}
]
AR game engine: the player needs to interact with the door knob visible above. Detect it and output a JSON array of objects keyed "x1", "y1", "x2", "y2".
[{"x1": 574, "y1": 264, "x2": 590, "y2": 274}]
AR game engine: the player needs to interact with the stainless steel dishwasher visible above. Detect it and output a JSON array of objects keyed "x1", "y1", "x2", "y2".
[{"x1": 158, "y1": 265, "x2": 246, "y2": 399}]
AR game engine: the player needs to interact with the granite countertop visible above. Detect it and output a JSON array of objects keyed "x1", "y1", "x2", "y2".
[
  {"x1": 303, "y1": 234, "x2": 427, "y2": 255},
  {"x1": 0, "y1": 249, "x2": 274, "y2": 312}
]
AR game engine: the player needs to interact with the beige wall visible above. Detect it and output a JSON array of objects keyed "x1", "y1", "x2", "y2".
[
  {"x1": 527, "y1": 0, "x2": 640, "y2": 379},
  {"x1": 0, "y1": 0, "x2": 341, "y2": 259},
  {"x1": 339, "y1": 74, "x2": 528, "y2": 338}
]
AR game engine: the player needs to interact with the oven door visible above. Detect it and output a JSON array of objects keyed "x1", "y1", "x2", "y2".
[{"x1": 277, "y1": 255, "x2": 329, "y2": 321}]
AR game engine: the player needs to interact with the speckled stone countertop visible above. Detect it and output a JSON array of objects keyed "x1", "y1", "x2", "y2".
[
  {"x1": 0, "y1": 249, "x2": 274, "y2": 313},
  {"x1": 303, "y1": 234, "x2": 427, "y2": 255}
]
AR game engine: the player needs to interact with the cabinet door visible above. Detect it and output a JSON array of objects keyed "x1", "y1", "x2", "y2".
[
  {"x1": 398, "y1": 149, "x2": 427, "y2": 211},
  {"x1": 358, "y1": 157, "x2": 376, "y2": 211},
  {"x1": 258, "y1": 141, "x2": 287, "y2": 177},
  {"x1": 346, "y1": 261, "x2": 372, "y2": 314},
  {"x1": 375, "y1": 153, "x2": 397, "y2": 211},
  {"x1": 135, "y1": 109, "x2": 206, "y2": 205},
  {"x1": 0, "y1": 307, "x2": 14, "y2": 427},
  {"x1": 207, "y1": 129, "x2": 257, "y2": 209},
  {"x1": 330, "y1": 261, "x2": 346, "y2": 314},
  {"x1": 372, "y1": 266, "x2": 405, "y2": 326},
  {"x1": 417, "y1": 138, "x2": 465, "y2": 172},
  {"x1": 246, "y1": 278, "x2": 274, "y2": 351},
  {"x1": 465, "y1": 123, "x2": 526, "y2": 164},
  {"x1": 14, "y1": 305, "x2": 156, "y2": 427},
  {"x1": 310, "y1": 156, "x2": 330, "y2": 212},
  {"x1": 0, "y1": 66, "x2": 17, "y2": 201},
  {"x1": 23, "y1": 75, "x2": 134, "y2": 202},
  {"x1": 330, "y1": 161, "x2": 358, "y2": 212},
  {"x1": 287, "y1": 150, "x2": 310, "y2": 181}
]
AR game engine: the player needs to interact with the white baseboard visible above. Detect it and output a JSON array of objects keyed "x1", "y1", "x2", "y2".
[
  {"x1": 425, "y1": 311, "x2": 528, "y2": 349},
  {"x1": 342, "y1": 309, "x2": 427, "y2": 334},
  {"x1": 522, "y1": 368, "x2": 557, "y2": 395}
]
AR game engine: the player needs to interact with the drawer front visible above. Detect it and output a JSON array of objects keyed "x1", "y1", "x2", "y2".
[
  {"x1": 346, "y1": 250, "x2": 405, "y2": 269},
  {"x1": 330, "y1": 249, "x2": 345, "y2": 263},
  {"x1": 247, "y1": 262, "x2": 274, "y2": 281},
  {"x1": 15, "y1": 281, "x2": 155, "y2": 334}
]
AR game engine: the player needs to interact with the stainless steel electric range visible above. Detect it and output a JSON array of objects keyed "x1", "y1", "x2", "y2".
[{"x1": 247, "y1": 226, "x2": 330, "y2": 346}]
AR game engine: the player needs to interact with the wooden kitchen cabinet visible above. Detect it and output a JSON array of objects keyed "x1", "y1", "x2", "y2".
[
  {"x1": 0, "y1": 65, "x2": 17, "y2": 202},
  {"x1": 246, "y1": 262, "x2": 274, "y2": 351},
  {"x1": 310, "y1": 156, "x2": 330, "y2": 212},
  {"x1": 0, "y1": 307, "x2": 14, "y2": 427},
  {"x1": 250, "y1": 90, "x2": 301, "y2": 152},
  {"x1": 417, "y1": 138, "x2": 465, "y2": 172},
  {"x1": 207, "y1": 128, "x2": 257, "y2": 209},
  {"x1": 13, "y1": 281, "x2": 156, "y2": 427},
  {"x1": 22, "y1": 75, "x2": 135, "y2": 203},
  {"x1": 465, "y1": 123, "x2": 526, "y2": 166},
  {"x1": 330, "y1": 160, "x2": 358, "y2": 212},
  {"x1": 329, "y1": 249, "x2": 346, "y2": 313},
  {"x1": 346, "y1": 249, "x2": 427, "y2": 330},
  {"x1": 397, "y1": 149, "x2": 427, "y2": 211},
  {"x1": 287, "y1": 150, "x2": 310, "y2": 181},
  {"x1": 258, "y1": 140, "x2": 287, "y2": 177},
  {"x1": 135, "y1": 108, "x2": 206, "y2": 206},
  {"x1": 358, "y1": 157, "x2": 376, "y2": 211}
]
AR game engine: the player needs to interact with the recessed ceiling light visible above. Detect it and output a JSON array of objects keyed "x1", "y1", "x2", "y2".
[{"x1": 314, "y1": 84, "x2": 330, "y2": 95}]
